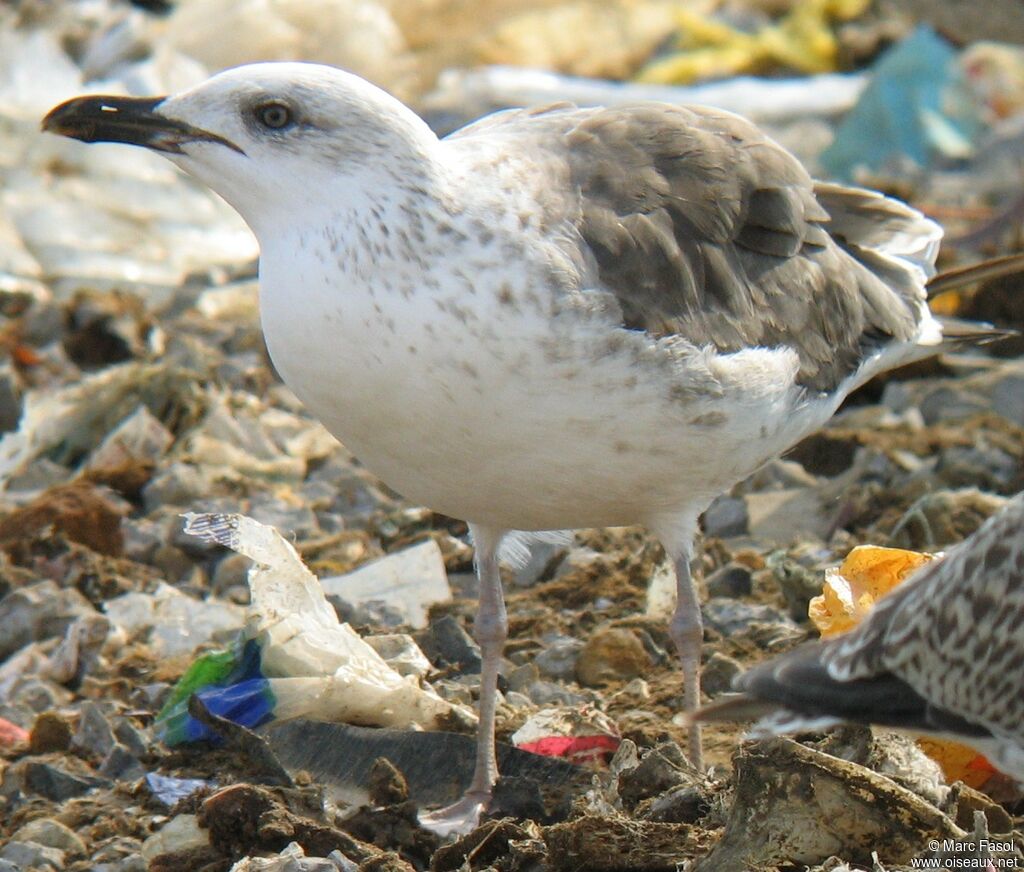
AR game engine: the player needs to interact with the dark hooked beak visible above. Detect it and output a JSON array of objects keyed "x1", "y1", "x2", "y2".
[{"x1": 41, "y1": 95, "x2": 244, "y2": 155}]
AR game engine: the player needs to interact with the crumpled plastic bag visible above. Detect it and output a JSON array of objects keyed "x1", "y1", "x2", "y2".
[{"x1": 156, "y1": 513, "x2": 474, "y2": 744}]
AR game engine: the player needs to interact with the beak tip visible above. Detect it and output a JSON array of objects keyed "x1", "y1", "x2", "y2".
[{"x1": 40, "y1": 97, "x2": 93, "y2": 140}]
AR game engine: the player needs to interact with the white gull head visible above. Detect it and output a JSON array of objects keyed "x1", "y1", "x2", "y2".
[{"x1": 46, "y1": 63, "x2": 440, "y2": 238}]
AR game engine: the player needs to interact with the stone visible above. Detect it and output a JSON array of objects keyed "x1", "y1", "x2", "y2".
[
  {"x1": 702, "y1": 495, "x2": 749, "y2": 538},
  {"x1": 211, "y1": 551, "x2": 253, "y2": 593},
  {"x1": 705, "y1": 564, "x2": 753, "y2": 598},
  {"x1": 0, "y1": 363, "x2": 22, "y2": 434},
  {"x1": 11, "y1": 818, "x2": 86, "y2": 854},
  {"x1": 72, "y1": 700, "x2": 117, "y2": 759},
  {"x1": 702, "y1": 599, "x2": 797, "y2": 637},
  {"x1": 0, "y1": 580, "x2": 96, "y2": 661},
  {"x1": 533, "y1": 636, "x2": 584, "y2": 682},
  {"x1": 417, "y1": 614, "x2": 481, "y2": 674},
  {"x1": 92, "y1": 856, "x2": 147, "y2": 872},
  {"x1": 149, "y1": 543, "x2": 195, "y2": 583},
  {"x1": 617, "y1": 742, "x2": 692, "y2": 809},
  {"x1": 14, "y1": 678, "x2": 70, "y2": 713},
  {"x1": 84, "y1": 404, "x2": 174, "y2": 472},
  {"x1": 746, "y1": 489, "x2": 830, "y2": 542},
  {"x1": 0, "y1": 841, "x2": 66, "y2": 870},
  {"x1": 131, "y1": 683, "x2": 172, "y2": 711},
  {"x1": 700, "y1": 651, "x2": 743, "y2": 697},
  {"x1": 22, "y1": 760, "x2": 107, "y2": 800},
  {"x1": 990, "y1": 367, "x2": 1024, "y2": 426},
  {"x1": 936, "y1": 445, "x2": 1017, "y2": 490},
  {"x1": 527, "y1": 680, "x2": 590, "y2": 707},
  {"x1": 740, "y1": 457, "x2": 820, "y2": 491},
  {"x1": 140, "y1": 814, "x2": 210, "y2": 860},
  {"x1": 320, "y1": 539, "x2": 451, "y2": 630},
  {"x1": 769, "y1": 554, "x2": 825, "y2": 623},
  {"x1": 505, "y1": 661, "x2": 540, "y2": 694},
  {"x1": 141, "y1": 462, "x2": 210, "y2": 512},
  {"x1": 121, "y1": 518, "x2": 163, "y2": 563},
  {"x1": 89, "y1": 836, "x2": 145, "y2": 864},
  {"x1": 46, "y1": 613, "x2": 110, "y2": 686},
  {"x1": 113, "y1": 718, "x2": 151, "y2": 758},
  {"x1": 642, "y1": 785, "x2": 709, "y2": 823},
  {"x1": 917, "y1": 385, "x2": 988, "y2": 425},
  {"x1": 247, "y1": 494, "x2": 320, "y2": 539},
  {"x1": 576, "y1": 627, "x2": 652, "y2": 687},
  {"x1": 104, "y1": 583, "x2": 244, "y2": 657},
  {"x1": 99, "y1": 743, "x2": 146, "y2": 780}
]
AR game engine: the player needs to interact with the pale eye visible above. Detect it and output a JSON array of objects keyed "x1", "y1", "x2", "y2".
[{"x1": 255, "y1": 102, "x2": 293, "y2": 130}]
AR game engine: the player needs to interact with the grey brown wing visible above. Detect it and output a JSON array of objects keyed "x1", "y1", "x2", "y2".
[{"x1": 562, "y1": 104, "x2": 939, "y2": 393}]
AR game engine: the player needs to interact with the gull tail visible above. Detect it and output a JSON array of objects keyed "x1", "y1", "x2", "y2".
[
  {"x1": 690, "y1": 640, "x2": 993, "y2": 741},
  {"x1": 938, "y1": 317, "x2": 1017, "y2": 348},
  {"x1": 693, "y1": 642, "x2": 923, "y2": 732},
  {"x1": 926, "y1": 251, "x2": 1024, "y2": 299}
]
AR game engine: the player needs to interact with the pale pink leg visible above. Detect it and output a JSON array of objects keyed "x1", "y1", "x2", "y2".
[{"x1": 419, "y1": 525, "x2": 507, "y2": 836}]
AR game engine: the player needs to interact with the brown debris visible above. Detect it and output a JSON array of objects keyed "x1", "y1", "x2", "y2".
[
  {"x1": 430, "y1": 818, "x2": 545, "y2": 871},
  {"x1": 199, "y1": 783, "x2": 379, "y2": 863},
  {"x1": 0, "y1": 480, "x2": 126, "y2": 557},
  {"x1": 543, "y1": 813, "x2": 709, "y2": 871},
  {"x1": 368, "y1": 757, "x2": 411, "y2": 806},
  {"x1": 29, "y1": 711, "x2": 74, "y2": 754},
  {"x1": 576, "y1": 626, "x2": 653, "y2": 687},
  {"x1": 694, "y1": 738, "x2": 964, "y2": 870}
]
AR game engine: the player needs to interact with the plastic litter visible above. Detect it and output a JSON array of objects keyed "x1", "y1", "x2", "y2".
[
  {"x1": 821, "y1": 25, "x2": 982, "y2": 180},
  {"x1": 144, "y1": 771, "x2": 213, "y2": 808},
  {"x1": 423, "y1": 65, "x2": 867, "y2": 129},
  {"x1": 105, "y1": 582, "x2": 244, "y2": 658},
  {"x1": 0, "y1": 717, "x2": 29, "y2": 747},
  {"x1": 637, "y1": 0, "x2": 870, "y2": 84},
  {"x1": 155, "y1": 513, "x2": 473, "y2": 745},
  {"x1": 512, "y1": 706, "x2": 620, "y2": 765}
]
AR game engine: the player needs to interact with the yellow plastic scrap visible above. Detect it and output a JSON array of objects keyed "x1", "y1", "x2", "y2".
[
  {"x1": 637, "y1": 0, "x2": 870, "y2": 85},
  {"x1": 809, "y1": 545, "x2": 934, "y2": 638},
  {"x1": 810, "y1": 544, "x2": 998, "y2": 790}
]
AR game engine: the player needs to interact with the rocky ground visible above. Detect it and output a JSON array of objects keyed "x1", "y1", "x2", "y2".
[{"x1": 1, "y1": 2, "x2": 1023, "y2": 871}]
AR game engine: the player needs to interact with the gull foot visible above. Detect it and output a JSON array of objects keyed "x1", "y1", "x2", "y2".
[{"x1": 418, "y1": 793, "x2": 489, "y2": 838}]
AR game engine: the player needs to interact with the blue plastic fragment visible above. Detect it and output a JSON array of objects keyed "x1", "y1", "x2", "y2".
[
  {"x1": 821, "y1": 25, "x2": 981, "y2": 180},
  {"x1": 145, "y1": 771, "x2": 212, "y2": 807},
  {"x1": 156, "y1": 637, "x2": 276, "y2": 745}
]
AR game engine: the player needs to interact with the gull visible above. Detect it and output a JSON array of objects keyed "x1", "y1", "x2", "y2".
[
  {"x1": 693, "y1": 493, "x2": 1024, "y2": 783},
  {"x1": 41, "y1": 62, "x2": 999, "y2": 832}
]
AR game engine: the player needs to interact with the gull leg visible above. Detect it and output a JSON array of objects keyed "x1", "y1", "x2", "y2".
[
  {"x1": 670, "y1": 547, "x2": 704, "y2": 770},
  {"x1": 419, "y1": 524, "x2": 507, "y2": 836}
]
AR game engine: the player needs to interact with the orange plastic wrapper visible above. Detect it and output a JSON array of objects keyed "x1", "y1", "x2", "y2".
[
  {"x1": 809, "y1": 545, "x2": 934, "y2": 639},
  {"x1": 809, "y1": 545, "x2": 997, "y2": 790}
]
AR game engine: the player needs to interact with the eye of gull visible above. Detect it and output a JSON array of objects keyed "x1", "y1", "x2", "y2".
[{"x1": 255, "y1": 101, "x2": 294, "y2": 131}]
